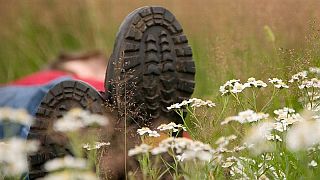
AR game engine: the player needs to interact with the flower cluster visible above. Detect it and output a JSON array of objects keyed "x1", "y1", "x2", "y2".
[
  {"x1": 222, "y1": 155, "x2": 286, "y2": 179},
  {"x1": 82, "y1": 141, "x2": 110, "y2": 151},
  {"x1": 128, "y1": 143, "x2": 151, "y2": 156},
  {"x1": 220, "y1": 78, "x2": 269, "y2": 96},
  {"x1": 219, "y1": 79, "x2": 246, "y2": 95},
  {"x1": 128, "y1": 137, "x2": 215, "y2": 162},
  {"x1": 298, "y1": 78, "x2": 320, "y2": 89},
  {"x1": 167, "y1": 98, "x2": 215, "y2": 110},
  {"x1": 221, "y1": 109, "x2": 269, "y2": 125},
  {"x1": 309, "y1": 67, "x2": 320, "y2": 75},
  {"x1": 273, "y1": 107, "x2": 303, "y2": 132},
  {"x1": 137, "y1": 127, "x2": 160, "y2": 137},
  {"x1": 0, "y1": 107, "x2": 33, "y2": 126},
  {"x1": 244, "y1": 77, "x2": 268, "y2": 88},
  {"x1": 0, "y1": 138, "x2": 38, "y2": 176},
  {"x1": 268, "y1": 78, "x2": 289, "y2": 89},
  {"x1": 44, "y1": 156, "x2": 87, "y2": 172},
  {"x1": 289, "y1": 71, "x2": 308, "y2": 83},
  {"x1": 286, "y1": 119, "x2": 320, "y2": 151},
  {"x1": 157, "y1": 122, "x2": 186, "y2": 132},
  {"x1": 151, "y1": 137, "x2": 215, "y2": 162},
  {"x1": 244, "y1": 122, "x2": 275, "y2": 154},
  {"x1": 53, "y1": 108, "x2": 108, "y2": 132}
]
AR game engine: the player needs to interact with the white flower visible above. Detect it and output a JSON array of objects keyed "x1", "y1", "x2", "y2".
[
  {"x1": 167, "y1": 98, "x2": 216, "y2": 110},
  {"x1": 221, "y1": 110, "x2": 269, "y2": 125},
  {"x1": 222, "y1": 161, "x2": 234, "y2": 168},
  {"x1": 150, "y1": 137, "x2": 215, "y2": 162},
  {"x1": 230, "y1": 82, "x2": 247, "y2": 93},
  {"x1": 137, "y1": 127, "x2": 151, "y2": 135},
  {"x1": 0, "y1": 138, "x2": 38, "y2": 176},
  {"x1": 298, "y1": 78, "x2": 320, "y2": 89},
  {"x1": 220, "y1": 79, "x2": 247, "y2": 95},
  {"x1": 53, "y1": 108, "x2": 108, "y2": 132},
  {"x1": 309, "y1": 67, "x2": 320, "y2": 75},
  {"x1": 44, "y1": 156, "x2": 87, "y2": 172},
  {"x1": 308, "y1": 160, "x2": 318, "y2": 167},
  {"x1": 137, "y1": 127, "x2": 160, "y2": 137},
  {"x1": 83, "y1": 141, "x2": 110, "y2": 151},
  {"x1": 289, "y1": 71, "x2": 308, "y2": 83},
  {"x1": 268, "y1": 78, "x2": 289, "y2": 89},
  {"x1": 167, "y1": 103, "x2": 182, "y2": 110},
  {"x1": 244, "y1": 77, "x2": 268, "y2": 88},
  {"x1": 266, "y1": 134, "x2": 282, "y2": 142},
  {"x1": 286, "y1": 120, "x2": 320, "y2": 151},
  {"x1": 244, "y1": 122, "x2": 275, "y2": 154},
  {"x1": 273, "y1": 107, "x2": 303, "y2": 132},
  {"x1": 0, "y1": 107, "x2": 33, "y2": 126},
  {"x1": 157, "y1": 122, "x2": 186, "y2": 132},
  {"x1": 128, "y1": 144, "x2": 151, "y2": 156}
]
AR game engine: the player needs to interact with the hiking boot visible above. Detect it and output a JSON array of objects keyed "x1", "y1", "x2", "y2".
[
  {"x1": 27, "y1": 80, "x2": 106, "y2": 179},
  {"x1": 105, "y1": 6, "x2": 196, "y2": 126}
]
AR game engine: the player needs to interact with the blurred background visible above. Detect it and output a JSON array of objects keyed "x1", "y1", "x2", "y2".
[{"x1": 0, "y1": 0, "x2": 320, "y2": 98}]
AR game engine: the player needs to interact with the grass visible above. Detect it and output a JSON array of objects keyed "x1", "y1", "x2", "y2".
[{"x1": 1, "y1": 0, "x2": 320, "y2": 179}]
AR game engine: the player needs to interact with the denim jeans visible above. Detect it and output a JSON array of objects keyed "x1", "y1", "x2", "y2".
[{"x1": 0, "y1": 77, "x2": 71, "y2": 139}]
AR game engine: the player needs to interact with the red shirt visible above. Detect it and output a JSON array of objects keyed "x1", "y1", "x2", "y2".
[{"x1": 10, "y1": 70, "x2": 104, "y2": 92}]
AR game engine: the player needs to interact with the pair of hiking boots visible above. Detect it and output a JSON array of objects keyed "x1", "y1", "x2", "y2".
[{"x1": 27, "y1": 6, "x2": 195, "y2": 179}]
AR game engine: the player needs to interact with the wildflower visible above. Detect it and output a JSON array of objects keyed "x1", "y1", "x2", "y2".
[
  {"x1": 151, "y1": 137, "x2": 215, "y2": 162},
  {"x1": 268, "y1": 78, "x2": 289, "y2": 89},
  {"x1": 0, "y1": 138, "x2": 38, "y2": 176},
  {"x1": 191, "y1": 98, "x2": 216, "y2": 108},
  {"x1": 220, "y1": 79, "x2": 247, "y2": 95},
  {"x1": 42, "y1": 171, "x2": 98, "y2": 180},
  {"x1": 167, "y1": 98, "x2": 215, "y2": 110},
  {"x1": 54, "y1": 108, "x2": 108, "y2": 132},
  {"x1": 231, "y1": 82, "x2": 247, "y2": 93},
  {"x1": 215, "y1": 135, "x2": 237, "y2": 152},
  {"x1": 273, "y1": 107, "x2": 302, "y2": 132},
  {"x1": 308, "y1": 160, "x2": 318, "y2": 167},
  {"x1": 286, "y1": 120, "x2": 320, "y2": 151},
  {"x1": 244, "y1": 122, "x2": 275, "y2": 154},
  {"x1": 289, "y1": 71, "x2": 308, "y2": 83},
  {"x1": 221, "y1": 109, "x2": 269, "y2": 125},
  {"x1": 137, "y1": 127, "x2": 160, "y2": 137},
  {"x1": 157, "y1": 122, "x2": 186, "y2": 132},
  {"x1": 244, "y1": 77, "x2": 268, "y2": 88},
  {"x1": 309, "y1": 67, "x2": 320, "y2": 75},
  {"x1": 44, "y1": 156, "x2": 87, "y2": 172},
  {"x1": 128, "y1": 144, "x2": 151, "y2": 156},
  {"x1": 82, "y1": 141, "x2": 110, "y2": 151},
  {"x1": 266, "y1": 134, "x2": 282, "y2": 142},
  {"x1": 298, "y1": 78, "x2": 320, "y2": 89},
  {"x1": 0, "y1": 107, "x2": 33, "y2": 126},
  {"x1": 222, "y1": 161, "x2": 234, "y2": 168}
]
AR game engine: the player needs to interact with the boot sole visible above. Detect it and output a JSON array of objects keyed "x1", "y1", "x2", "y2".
[
  {"x1": 105, "y1": 6, "x2": 195, "y2": 125},
  {"x1": 27, "y1": 80, "x2": 105, "y2": 179}
]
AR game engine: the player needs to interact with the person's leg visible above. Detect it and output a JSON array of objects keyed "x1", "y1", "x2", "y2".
[
  {"x1": 27, "y1": 80, "x2": 107, "y2": 179},
  {"x1": 103, "y1": 6, "x2": 196, "y2": 178},
  {"x1": 27, "y1": 6, "x2": 196, "y2": 179},
  {"x1": 0, "y1": 77, "x2": 71, "y2": 139}
]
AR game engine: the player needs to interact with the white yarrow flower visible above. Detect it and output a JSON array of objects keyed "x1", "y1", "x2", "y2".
[
  {"x1": 268, "y1": 78, "x2": 289, "y2": 89},
  {"x1": 289, "y1": 71, "x2": 308, "y2": 83},
  {"x1": 0, "y1": 107, "x2": 33, "y2": 126},
  {"x1": 128, "y1": 144, "x2": 151, "y2": 156},
  {"x1": 221, "y1": 110, "x2": 269, "y2": 125},
  {"x1": 0, "y1": 138, "x2": 39, "y2": 176},
  {"x1": 308, "y1": 160, "x2": 318, "y2": 167},
  {"x1": 53, "y1": 108, "x2": 108, "y2": 132},
  {"x1": 44, "y1": 156, "x2": 87, "y2": 172}
]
